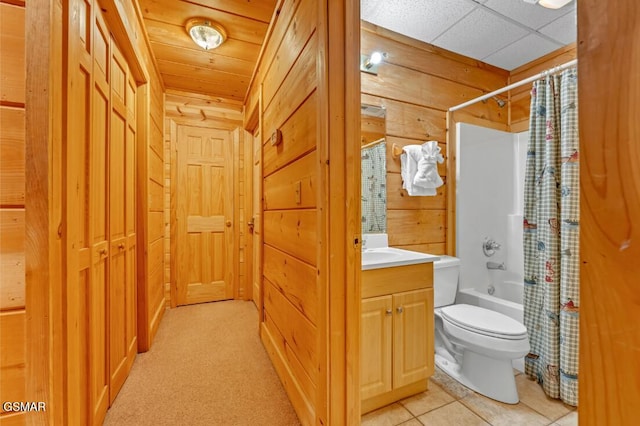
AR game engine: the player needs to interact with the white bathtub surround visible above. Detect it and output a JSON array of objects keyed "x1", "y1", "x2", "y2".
[
  {"x1": 454, "y1": 124, "x2": 530, "y2": 379},
  {"x1": 456, "y1": 123, "x2": 527, "y2": 296}
]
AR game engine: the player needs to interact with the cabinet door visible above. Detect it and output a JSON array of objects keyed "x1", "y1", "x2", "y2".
[
  {"x1": 393, "y1": 288, "x2": 433, "y2": 388},
  {"x1": 361, "y1": 295, "x2": 393, "y2": 400}
]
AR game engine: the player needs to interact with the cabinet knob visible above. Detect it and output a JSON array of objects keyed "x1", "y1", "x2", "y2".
[
  {"x1": 385, "y1": 309, "x2": 392, "y2": 316},
  {"x1": 118, "y1": 243, "x2": 125, "y2": 250},
  {"x1": 396, "y1": 306, "x2": 404, "y2": 314},
  {"x1": 226, "y1": 220, "x2": 232, "y2": 227},
  {"x1": 99, "y1": 248, "x2": 107, "y2": 256}
]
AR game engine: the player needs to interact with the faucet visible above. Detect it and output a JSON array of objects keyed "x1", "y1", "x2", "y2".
[
  {"x1": 486, "y1": 261, "x2": 506, "y2": 270},
  {"x1": 482, "y1": 237, "x2": 501, "y2": 257}
]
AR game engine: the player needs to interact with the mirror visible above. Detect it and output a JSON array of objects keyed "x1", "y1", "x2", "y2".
[{"x1": 361, "y1": 104, "x2": 387, "y2": 234}]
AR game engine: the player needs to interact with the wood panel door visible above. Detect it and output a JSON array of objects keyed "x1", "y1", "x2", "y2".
[
  {"x1": 393, "y1": 288, "x2": 433, "y2": 388},
  {"x1": 108, "y1": 40, "x2": 137, "y2": 403},
  {"x1": 176, "y1": 126, "x2": 234, "y2": 305},
  {"x1": 88, "y1": 8, "x2": 110, "y2": 423},
  {"x1": 361, "y1": 295, "x2": 393, "y2": 400}
]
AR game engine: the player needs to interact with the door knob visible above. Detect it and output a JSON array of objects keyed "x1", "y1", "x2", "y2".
[{"x1": 226, "y1": 220, "x2": 232, "y2": 227}]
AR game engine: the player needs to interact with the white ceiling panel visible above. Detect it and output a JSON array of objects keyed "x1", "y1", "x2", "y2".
[
  {"x1": 360, "y1": 0, "x2": 577, "y2": 70},
  {"x1": 361, "y1": 0, "x2": 475, "y2": 43},
  {"x1": 433, "y1": 8, "x2": 529, "y2": 60},
  {"x1": 483, "y1": 0, "x2": 574, "y2": 30},
  {"x1": 483, "y1": 34, "x2": 562, "y2": 70},
  {"x1": 539, "y1": 11, "x2": 577, "y2": 45}
]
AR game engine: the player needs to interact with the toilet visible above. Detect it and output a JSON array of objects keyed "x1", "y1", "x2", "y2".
[{"x1": 433, "y1": 256, "x2": 529, "y2": 404}]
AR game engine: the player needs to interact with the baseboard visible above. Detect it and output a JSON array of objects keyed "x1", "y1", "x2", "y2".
[{"x1": 260, "y1": 323, "x2": 314, "y2": 425}]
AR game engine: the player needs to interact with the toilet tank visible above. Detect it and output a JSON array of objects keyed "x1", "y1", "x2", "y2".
[{"x1": 433, "y1": 255, "x2": 461, "y2": 308}]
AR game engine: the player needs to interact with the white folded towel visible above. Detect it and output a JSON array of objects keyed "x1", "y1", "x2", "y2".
[{"x1": 401, "y1": 141, "x2": 444, "y2": 196}]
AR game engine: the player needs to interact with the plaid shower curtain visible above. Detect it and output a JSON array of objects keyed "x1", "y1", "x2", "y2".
[
  {"x1": 361, "y1": 141, "x2": 387, "y2": 234},
  {"x1": 523, "y1": 68, "x2": 579, "y2": 406}
]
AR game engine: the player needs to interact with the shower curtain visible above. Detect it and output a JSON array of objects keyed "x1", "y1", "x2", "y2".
[
  {"x1": 361, "y1": 141, "x2": 386, "y2": 234},
  {"x1": 523, "y1": 68, "x2": 579, "y2": 406}
]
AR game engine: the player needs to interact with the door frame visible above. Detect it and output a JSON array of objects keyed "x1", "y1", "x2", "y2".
[{"x1": 244, "y1": 99, "x2": 262, "y2": 314}]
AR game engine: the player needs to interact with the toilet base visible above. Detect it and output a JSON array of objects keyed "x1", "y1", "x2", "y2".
[{"x1": 435, "y1": 349, "x2": 520, "y2": 404}]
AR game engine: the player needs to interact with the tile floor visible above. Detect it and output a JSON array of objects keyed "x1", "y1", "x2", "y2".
[{"x1": 361, "y1": 368, "x2": 577, "y2": 426}]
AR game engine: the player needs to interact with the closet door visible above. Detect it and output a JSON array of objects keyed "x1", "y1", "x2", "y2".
[
  {"x1": 89, "y1": 8, "x2": 110, "y2": 423},
  {"x1": 109, "y1": 40, "x2": 137, "y2": 403},
  {"x1": 66, "y1": 1, "x2": 138, "y2": 423}
]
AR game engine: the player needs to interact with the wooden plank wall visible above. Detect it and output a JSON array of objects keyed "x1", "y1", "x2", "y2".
[
  {"x1": 141, "y1": 61, "x2": 166, "y2": 350},
  {"x1": 508, "y1": 43, "x2": 577, "y2": 132},
  {"x1": 0, "y1": 1, "x2": 26, "y2": 424},
  {"x1": 578, "y1": 0, "x2": 640, "y2": 422},
  {"x1": 163, "y1": 91, "x2": 246, "y2": 305},
  {"x1": 360, "y1": 22, "x2": 509, "y2": 255},
  {"x1": 245, "y1": 0, "x2": 324, "y2": 423}
]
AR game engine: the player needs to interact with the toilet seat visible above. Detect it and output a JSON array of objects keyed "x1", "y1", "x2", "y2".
[{"x1": 441, "y1": 304, "x2": 527, "y2": 340}]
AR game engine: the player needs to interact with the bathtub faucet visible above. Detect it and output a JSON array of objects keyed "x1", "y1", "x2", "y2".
[
  {"x1": 486, "y1": 261, "x2": 506, "y2": 270},
  {"x1": 482, "y1": 237, "x2": 501, "y2": 257}
]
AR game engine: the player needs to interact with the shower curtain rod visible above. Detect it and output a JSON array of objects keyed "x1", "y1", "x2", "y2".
[{"x1": 448, "y1": 58, "x2": 578, "y2": 112}]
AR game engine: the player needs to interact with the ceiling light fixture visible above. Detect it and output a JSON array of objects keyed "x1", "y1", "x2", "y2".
[
  {"x1": 538, "y1": 0, "x2": 572, "y2": 8},
  {"x1": 186, "y1": 18, "x2": 227, "y2": 50},
  {"x1": 523, "y1": 0, "x2": 573, "y2": 9}
]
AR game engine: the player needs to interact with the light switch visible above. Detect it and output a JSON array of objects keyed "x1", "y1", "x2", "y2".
[
  {"x1": 270, "y1": 129, "x2": 282, "y2": 146},
  {"x1": 294, "y1": 181, "x2": 301, "y2": 205}
]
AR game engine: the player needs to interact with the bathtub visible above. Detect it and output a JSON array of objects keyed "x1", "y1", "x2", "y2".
[{"x1": 455, "y1": 280, "x2": 525, "y2": 371}]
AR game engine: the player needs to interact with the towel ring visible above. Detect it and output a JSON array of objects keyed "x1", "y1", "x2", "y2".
[{"x1": 391, "y1": 143, "x2": 403, "y2": 159}]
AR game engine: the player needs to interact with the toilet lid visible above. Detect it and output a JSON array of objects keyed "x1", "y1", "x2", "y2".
[{"x1": 441, "y1": 304, "x2": 528, "y2": 340}]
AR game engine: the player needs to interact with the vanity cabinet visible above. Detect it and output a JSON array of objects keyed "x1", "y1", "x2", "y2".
[{"x1": 361, "y1": 263, "x2": 435, "y2": 413}]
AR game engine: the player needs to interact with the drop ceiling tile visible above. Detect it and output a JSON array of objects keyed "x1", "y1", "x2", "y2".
[
  {"x1": 482, "y1": 33, "x2": 562, "y2": 70},
  {"x1": 483, "y1": 0, "x2": 575, "y2": 30},
  {"x1": 432, "y1": 8, "x2": 529, "y2": 61},
  {"x1": 539, "y1": 10, "x2": 577, "y2": 45},
  {"x1": 361, "y1": 0, "x2": 476, "y2": 43}
]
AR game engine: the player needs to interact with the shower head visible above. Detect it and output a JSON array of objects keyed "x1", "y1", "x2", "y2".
[
  {"x1": 493, "y1": 96, "x2": 506, "y2": 108},
  {"x1": 481, "y1": 96, "x2": 507, "y2": 108}
]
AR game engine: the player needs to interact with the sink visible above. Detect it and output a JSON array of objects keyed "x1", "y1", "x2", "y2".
[
  {"x1": 361, "y1": 247, "x2": 439, "y2": 270},
  {"x1": 361, "y1": 248, "x2": 403, "y2": 263}
]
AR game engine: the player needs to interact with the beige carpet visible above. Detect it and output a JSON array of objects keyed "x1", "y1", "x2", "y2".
[{"x1": 104, "y1": 300, "x2": 300, "y2": 426}]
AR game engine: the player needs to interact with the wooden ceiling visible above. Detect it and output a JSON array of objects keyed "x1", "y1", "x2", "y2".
[{"x1": 138, "y1": 0, "x2": 277, "y2": 103}]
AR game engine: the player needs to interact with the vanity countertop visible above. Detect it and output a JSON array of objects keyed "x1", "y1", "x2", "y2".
[{"x1": 361, "y1": 246, "x2": 440, "y2": 270}]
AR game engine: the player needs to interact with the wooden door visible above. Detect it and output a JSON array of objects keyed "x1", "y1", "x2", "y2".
[
  {"x1": 393, "y1": 288, "x2": 433, "y2": 388},
  {"x1": 108, "y1": 40, "x2": 137, "y2": 403},
  {"x1": 176, "y1": 126, "x2": 234, "y2": 305},
  {"x1": 89, "y1": 8, "x2": 110, "y2": 423},
  {"x1": 251, "y1": 129, "x2": 262, "y2": 309},
  {"x1": 361, "y1": 295, "x2": 393, "y2": 400}
]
